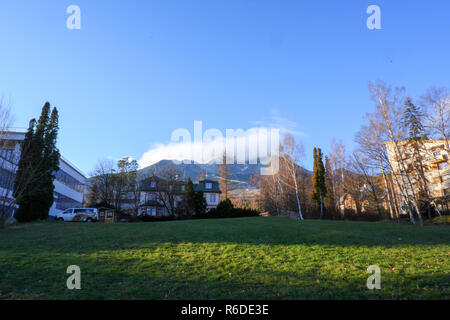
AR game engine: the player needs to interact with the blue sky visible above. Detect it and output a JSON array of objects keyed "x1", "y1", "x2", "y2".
[{"x1": 1, "y1": 0, "x2": 449, "y2": 175}]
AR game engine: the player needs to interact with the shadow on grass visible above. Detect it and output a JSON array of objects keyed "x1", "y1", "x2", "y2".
[
  {"x1": 1, "y1": 252, "x2": 448, "y2": 300},
  {"x1": 2, "y1": 217, "x2": 449, "y2": 252},
  {"x1": 1, "y1": 218, "x2": 449, "y2": 299}
]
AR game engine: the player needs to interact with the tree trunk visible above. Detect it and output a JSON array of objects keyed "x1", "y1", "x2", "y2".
[{"x1": 319, "y1": 193, "x2": 324, "y2": 219}]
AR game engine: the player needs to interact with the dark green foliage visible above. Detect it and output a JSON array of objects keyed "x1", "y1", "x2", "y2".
[
  {"x1": 183, "y1": 178, "x2": 196, "y2": 216},
  {"x1": 193, "y1": 191, "x2": 207, "y2": 215},
  {"x1": 312, "y1": 148, "x2": 327, "y2": 216},
  {"x1": 13, "y1": 120, "x2": 37, "y2": 222},
  {"x1": 182, "y1": 178, "x2": 207, "y2": 216},
  {"x1": 215, "y1": 198, "x2": 234, "y2": 217},
  {"x1": 403, "y1": 98, "x2": 427, "y2": 142},
  {"x1": 13, "y1": 102, "x2": 60, "y2": 222}
]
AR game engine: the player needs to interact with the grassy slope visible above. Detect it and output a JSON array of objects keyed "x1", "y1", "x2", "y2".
[{"x1": 0, "y1": 217, "x2": 449, "y2": 300}]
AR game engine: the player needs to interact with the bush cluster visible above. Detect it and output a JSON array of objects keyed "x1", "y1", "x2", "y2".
[{"x1": 139, "y1": 199, "x2": 260, "y2": 222}]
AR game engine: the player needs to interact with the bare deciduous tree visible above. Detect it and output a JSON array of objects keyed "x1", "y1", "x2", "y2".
[
  {"x1": 155, "y1": 163, "x2": 181, "y2": 216},
  {"x1": 421, "y1": 87, "x2": 450, "y2": 151}
]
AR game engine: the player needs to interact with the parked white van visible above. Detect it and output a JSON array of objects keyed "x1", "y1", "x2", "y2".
[{"x1": 54, "y1": 208, "x2": 99, "y2": 222}]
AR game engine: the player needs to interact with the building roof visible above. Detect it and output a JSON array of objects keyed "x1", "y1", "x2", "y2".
[{"x1": 195, "y1": 180, "x2": 221, "y2": 193}]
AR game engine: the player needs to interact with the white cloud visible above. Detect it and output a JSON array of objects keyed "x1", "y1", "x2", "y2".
[
  {"x1": 138, "y1": 126, "x2": 279, "y2": 169},
  {"x1": 137, "y1": 110, "x2": 301, "y2": 170}
]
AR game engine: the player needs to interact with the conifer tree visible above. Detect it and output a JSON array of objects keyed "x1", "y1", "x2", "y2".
[
  {"x1": 193, "y1": 190, "x2": 207, "y2": 215},
  {"x1": 13, "y1": 120, "x2": 36, "y2": 222},
  {"x1": 40, "y1": 107, "x2": 60, "y2": 220},
  {"x1": 403, "y1": 98, "x2": 434, "y2": 222},
  {"x1": 312, "y1": 147, "x2": 327, "y2": 218},
  {"x1": 183, "y1": 178, "x2": 196, "y2": 215},
  {"x1": 14, "y1": 102, "x2": 60, "y2": 222}
]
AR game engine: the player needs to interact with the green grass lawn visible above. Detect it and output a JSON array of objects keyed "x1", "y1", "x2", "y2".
[{"x1": 0, "y1": 217, "x2": 449, "y2": 300}]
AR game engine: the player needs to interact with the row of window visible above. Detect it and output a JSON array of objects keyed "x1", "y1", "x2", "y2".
[
  {"x1": 54, "y1": 192, "x2": 82, "y2": 211},
  {"x1": 143, "y1": 192, "x2": 217, "y2": 203},
  {"x1": 55, "y1": 169, "x2": 85, "y2": 193}
]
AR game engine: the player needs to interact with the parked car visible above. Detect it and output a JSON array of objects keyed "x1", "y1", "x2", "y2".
[{"x1": 54, "y1": 208, "x2": 99, "y2": 222}]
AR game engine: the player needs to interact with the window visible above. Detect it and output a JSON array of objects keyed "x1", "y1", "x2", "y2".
[
  {"x1": 205, "y1": 182, "x2": 212, "y2": 189},
  {"x1": 209, "y1": 194, "x2": 216, "y2": 203},
  {"x1": 151, "y1": 181, "x2": 156, "y2": 188},
  {"x1": 181, "y1": 185, "x2": 185, "y2": 191},
  {"x1": 55, "y1": 169, "x2": 84, "y2": 193},
  {"x1": 438, "y1": 162, "x2": 449, "y2": 170},
  {"x1": 434, "y1": 151, "x2": 442, "y2": 158}
]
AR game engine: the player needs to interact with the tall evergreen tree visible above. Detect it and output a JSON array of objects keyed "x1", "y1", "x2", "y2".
[
  {"x1": 183, "y1": 178, "x2": 196, "y2": 216},
  {"x1": 40, "y1": 107, "x2": 60, "y2": 220},
  {"x1": 13, "y1": 120, "x2": 36, "y2": 222},
  {"x1": 402, "y1": 98, "x2": 432, "y2": 221},
  {"x1": 312, "y1": 147, "x2": 327, "y2": 218},
  {"x1": 14, "y1": 102, "x2": 60, "y2": 222},
  {"x1": 193, "y1": 190, "x2": 207, "y2": 215}
]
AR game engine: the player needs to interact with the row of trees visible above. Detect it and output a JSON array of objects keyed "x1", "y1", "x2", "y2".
[{"x1": 257, "y1": 82, "x2": 449, "y2": 225}]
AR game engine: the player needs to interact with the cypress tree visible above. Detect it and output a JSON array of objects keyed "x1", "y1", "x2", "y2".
[
  {"x1": 312, "y1": 147, "x2": 327, "y2": 218},
  {"x1": 40, "y1": 107, "x2": 60, "y2": 220},
  {"x1": 13, "y1": 120, "x2": 36, "y2": 222},
  {"x1": 183, "y1": 178, "x2": 196, "y2": 215},
  {"x1": 31, "y1": 103, "x2": 51, "y2": 220},
  {"x1": 193, "y1": 190, "x2": 207, "y2": 215},
  {"x1": 14, "y1": 102, "x2": 60, "y2": 222}
]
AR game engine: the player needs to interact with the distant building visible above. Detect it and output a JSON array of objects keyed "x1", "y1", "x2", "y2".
[
  {"x1": 0, "y1": 129, "x2": 87, "y2": 219},
  {"x1": 194, "y1": 179, "x2": 221, "y2": 210},
  {"x1": 384, "y1": 139, "x2": 450, "y2": 209},
  {"x1": 125, "y1": 177, "x2": 221, "y2": 217},
  {"x1": 338, "y1": 184, "x2": 390, "y2": 215}
]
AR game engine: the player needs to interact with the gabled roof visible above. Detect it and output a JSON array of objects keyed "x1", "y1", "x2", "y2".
[{"x1": 195, "y1": 180, "x2": 221, "y2": 193}]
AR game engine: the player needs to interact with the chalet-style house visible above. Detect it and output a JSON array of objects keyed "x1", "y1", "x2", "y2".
[{"x1": 123, "y1": 177, "x2": 221, "y2": 217}]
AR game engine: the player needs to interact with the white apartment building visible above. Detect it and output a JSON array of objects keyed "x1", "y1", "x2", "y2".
[{"x1": 0, "y1": 129, "x2": 87, "y2": 219}]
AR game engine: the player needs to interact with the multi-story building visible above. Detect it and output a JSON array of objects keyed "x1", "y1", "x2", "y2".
[
  {"x1": 384, "y1": 139, "x2": 450, "y2": 209},
  {"x1": 131, "y1": 177, "x2": 221, "y2": 217},
  {"x1": 0, "y1": 129, "x2": 87, "y2": 219}
]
